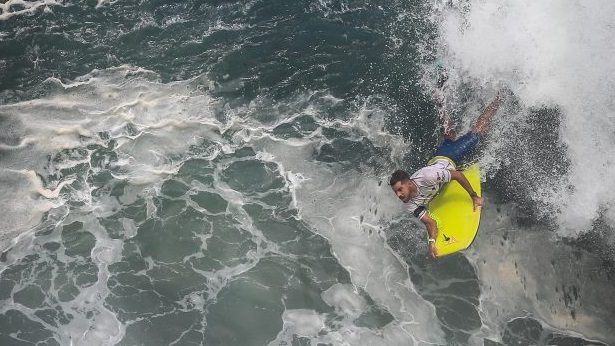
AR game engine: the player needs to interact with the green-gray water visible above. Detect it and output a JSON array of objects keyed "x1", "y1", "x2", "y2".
[{"x1": 1, "y1": 0, "x2": 614, "y2": 345}]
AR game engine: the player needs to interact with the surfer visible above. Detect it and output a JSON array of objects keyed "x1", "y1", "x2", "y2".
[{"x1": 389, "y1": 93, "x2": 502, "y2": 258}]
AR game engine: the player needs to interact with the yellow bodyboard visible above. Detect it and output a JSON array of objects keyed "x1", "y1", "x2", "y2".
[{"x1": 428, "y1": 164, "x2": 482, "y2": 257}]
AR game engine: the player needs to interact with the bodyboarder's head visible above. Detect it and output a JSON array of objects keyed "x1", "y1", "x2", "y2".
[{"x1": 389, "y1": 170, "x2": 413, "y2": 203}]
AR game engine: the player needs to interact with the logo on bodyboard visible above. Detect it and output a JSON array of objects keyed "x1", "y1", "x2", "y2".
[{"x1": 442, "y1": 233, "x2": 458, "y2": 245}]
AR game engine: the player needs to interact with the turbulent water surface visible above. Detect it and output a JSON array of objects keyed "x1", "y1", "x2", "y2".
[{"x1": 1, "y1": 0, "x2": 614, "y2": 345}]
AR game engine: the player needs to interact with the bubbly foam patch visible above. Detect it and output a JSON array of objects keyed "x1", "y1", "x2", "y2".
[
  {"x1": 0, "y1": 0, "x2": 62, "y2": 21},
  {"x1": 0, "y1": 66, "x2": 221, "y2": 249},
  {"x1": 280, "y1": 309, "x2": 325, "y2": 337},
  {"x1": 0, "y1": 170, "x2": 67, "y2": 250},
  {"x1": 322, "y1": 284, "x2": 367, "y2": 320}
]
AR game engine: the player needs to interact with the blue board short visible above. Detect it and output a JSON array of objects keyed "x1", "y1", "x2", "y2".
[{"x1": 433, "y1": 132, "x2": 480, "y2": 166}]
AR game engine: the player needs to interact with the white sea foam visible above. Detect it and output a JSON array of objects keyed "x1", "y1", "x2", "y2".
[
  {"x1": 0, "y1": 170, "x2": 67, "y2": 251},
  {"x1": 62, "y1": 218, "x2": 125, "y2": 345},
  {"x1": 0, "y1": 0, "x2": 62, "y2": 21},
  {"x1": 0, "y1": 70, "x2": 236, "y2": 346},
  {"x1": 433, "y1": 0, "x2": 615, "y2": 236},
  {"x1": 322, "y1": 284, "x2": 367, "y2": 320},
  {"x1": 0, "y1": 65, "x2": 227, "y2": 340},
  {"x1": 0, "y1": 66, "x2": 222, "y2": 249},
  {"x1": 281, "y1": 309, "x2": 325, "y2": 337}
]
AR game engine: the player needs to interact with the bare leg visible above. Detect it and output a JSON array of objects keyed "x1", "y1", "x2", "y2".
[
  {"x1": 472, "y1": 94, "x2": 502, "y2": 135},
  {"x1": 432, "y1": 71, "x2": 456, "y2": 140}
]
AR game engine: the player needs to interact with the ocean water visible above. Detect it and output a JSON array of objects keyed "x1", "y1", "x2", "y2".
[{"x1": 1, "y1": 0, "x2": 614, "y2": 345}]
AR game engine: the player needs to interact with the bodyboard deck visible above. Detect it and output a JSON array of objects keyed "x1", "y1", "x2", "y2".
[{"x1": 428, "y1": 164, "x2": 482, "y2": 257}]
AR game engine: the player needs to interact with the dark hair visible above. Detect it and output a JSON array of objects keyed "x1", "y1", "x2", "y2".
[{"x1": 389, "y1": 170, "x2": 410, "y2": 186}]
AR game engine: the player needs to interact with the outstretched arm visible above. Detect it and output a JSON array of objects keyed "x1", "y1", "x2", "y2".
[
  {"x1": 449, "y1": 170, "x2": 483, "y2": 211},
  {"x1": 419, "y1": 213, "x2": 439, "y2": 259}
]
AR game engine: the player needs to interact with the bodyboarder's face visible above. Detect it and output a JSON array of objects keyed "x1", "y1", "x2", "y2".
[{"x1": 391, "y1": 180, "x2": 413, "y2": 203}]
